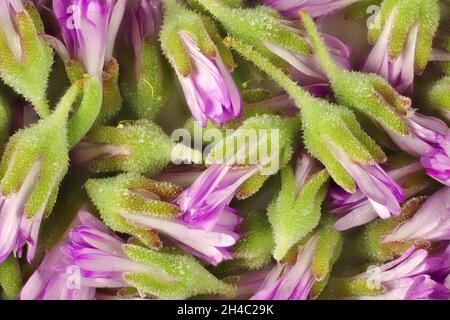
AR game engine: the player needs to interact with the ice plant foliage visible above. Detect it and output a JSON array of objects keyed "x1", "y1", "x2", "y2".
[
  {"x1": 267, "y1": 151, "x2": 329, "y2": 260},
  {"x1": 51, "y1": 0, "x2": 127, "y2": 79}
]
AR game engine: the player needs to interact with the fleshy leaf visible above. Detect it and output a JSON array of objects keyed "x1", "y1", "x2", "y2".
[
  {"x1": 0, "y1": 9, "x2": 53, "y2": 117},
  {"x1": 123, "y1": 245, "x2": 236, "y2": 299},
  {"x1": 120, "y1": 40, "x2": 171, "y2": 119},
  {"x1": 0, "y1": 255, "x2": 22, "y2": 300}
]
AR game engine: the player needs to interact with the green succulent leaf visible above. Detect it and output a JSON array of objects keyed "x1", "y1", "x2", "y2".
[
  {"x1": 123, "y1": 245, "x2": 236, "y2": 299},
  {"x1": 0, "y1": 80, "x2": 85, "y2": 216},
  {"x1": 367, "y1": 0, "x2": 440, "y2": 73},
  {"x1": 80, "y1": 119, "x2": 173, "y2": 174},
  {"x1": 0, "y1": 9, "x2": 53, "y2": 118},
  {"x1": 0, "y1": 255, "x2": 22, "y2": 300}
]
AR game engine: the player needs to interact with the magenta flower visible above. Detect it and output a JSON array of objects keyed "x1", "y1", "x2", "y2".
[
  {"x1": 50, "y1": 0, "x2": 126, "y2": 79},
  {"x1": 328, "y1": 143, "x2": 404, "y2": 223},
  {"x1": 385, "y1": 111, "x2": 449, "y2": 158},
  {"x1": 349, "y1": 246, "x2": 449, "y2": 300},
  {"x1": 250, "y1": 235, "x2": 318, "y2": 300},
  {"x1": 20, "y1": 209, "x2": 102, "y2": 300},
  {"x1": 0, "y1": 160, "x2": 44, "y2": 264},
  {"x1": 421, "y1": 135, "x2": 450, "y2": 186},
  {"x1": 176, "y1": 31, "x2": 242, "y2": 128},
  {"x1": 175, "y1": 164, "x2": 259, "y2": 229},
  {"x1": 264, "y1": 32, "x2": 351, "y2": 88},
  {"x1": 62, "y1": 224, "x2": 163, "y2": 288},
  {"x1": 382, "y1": 188, "x2": 450, "y2": 244},
  {"x1": 119, "y1": 207, "x2": 241, "y2": 266},
  {"x1": 362, "y1": 13, "x2": 418, "y2": 94},
  {"x1": 0, "y1": 0, "x2": 24, "y2": 61},
  {"x1": 265, "y1": 0, "x2": 359, "y2": 19},
  {"x1": 330, "y1": 161, "x2": 422, "y2": 231}
]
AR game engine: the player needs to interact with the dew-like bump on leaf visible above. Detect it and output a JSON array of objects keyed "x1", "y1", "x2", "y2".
[
  {"x1": 123, "y1": 244, "x2": 236, "y2": 299},
  {"x1": 119, "y1": 40, "x2": 171, "y2": 119},
  {"x1": 367, "y1": 0, "x2": 440, "y2": 73},
  {"x1": 300, "y1": 12, "x2": 409, "y2": 136},
  {"x1": 0, "y1": 9, "x2": 53, "y2": 118},
  {"x1": 206, "y1": 114, "x2": 299, "y2": 172},
  {"x1": 427, "y1": 75, "x2": 450, "y2": 114},
  {"x1": 0, "y1": 255, "x2": 22, "y2": 300},
  {"x1": 0, "y1": 94, "x2": 11, "y2": 151},
  {"x1": 230, "y1": 211, "x2": 274, "y2": 270},
  {"x1": 84, "y1": 119, "x2": 173, "y2": 174},
  {"x1": 354, "y1": 197, "x2": 427, "y2": 263},
  {"x1": 86, "y1": 173, "x2": 183, "y2": 248},
  {"x1": 268, "y1": 168, "x2": 329, "y2": 261},
  {"x1": 0, "y1": 80, "x2": 84, "y2": 217}
]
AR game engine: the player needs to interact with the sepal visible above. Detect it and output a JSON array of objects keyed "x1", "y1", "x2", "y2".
[
  {"x1": 86, "y1": 173, "x2": 183, "y2": 248},
  {"x1": 0, "y1": 255, "x2": 22, "y2": 300},
  {"x1": 268, "y1": 167, "x2": 329, "y2": 261},
  {"x1": 0, "y1": 8, "x2": 53, "y2": 117},
  {"x1": 120, "y1": 39, "x2": 170, "y2": 119},
  {"x1": 123, "y1": 245, "x2": 236, "y2": 299},
  {"x1": 367, "y1": 0, "x2": 440, "y2": 73},
  {"x1": 73, "y1": 120, "x2": 173, "y2": 174}
]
